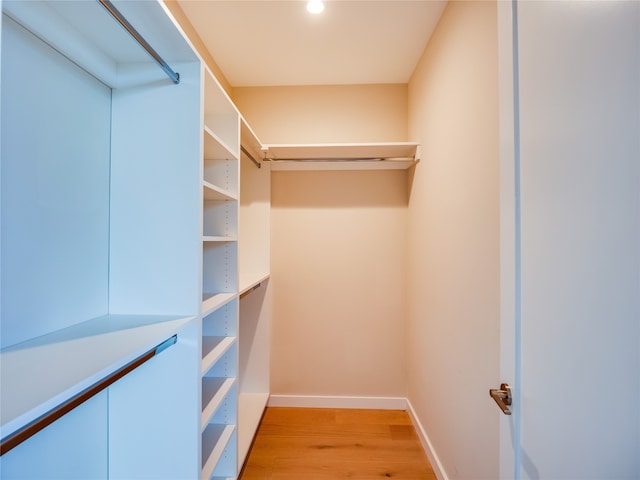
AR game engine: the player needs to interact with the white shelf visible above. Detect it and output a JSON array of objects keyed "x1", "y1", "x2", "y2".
[
  {"x1": 203, "y1": 195, "x2": 238, "y2": 239},
  {"x1": 203, "y1": 236, "x2": 237, "y2": 243},
  {"x1": 202, "y1": 336, "x2": 236, "y2": 374},
  {"x1": 201, "y1": 424, "x2": 236, "y2": 480},
  {"x1": 203, "y1": 70, "x2": 239, "y2": 159},
  {"x1": 203, "y1": 181, "x2": 238, "y2": 202},
  {"x1": 263, "y1": 142, "x2": 420, "y2": 171},
  {"x1": 204, "y1": 126, "x2": 238, "y2": 162},
  {"x1": 202, "y1": 293, "x2": 236, "y2": 316},
  {"x1": 239, "y1": 272, "x2": 271, "y2": 296},
  {"x1": 238, "y1": 392, "x2": 269, "y2": 468},
  {"x1": 203, "y1": 159, "x2": 239, "y2": 197},
  {"x1": 202, "y1": 377, "x2": 236, "y2": 429},
  {"x1": 0, "y1": 314, "x2": 195, "y2": 441}
]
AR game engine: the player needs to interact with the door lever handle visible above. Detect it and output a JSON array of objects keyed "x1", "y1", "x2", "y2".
[{"x1": 489, "y1": 383, "x2": 512, "y2": 415}]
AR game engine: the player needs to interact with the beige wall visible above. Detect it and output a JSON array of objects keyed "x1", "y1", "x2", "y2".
[
  {"x1": 271, "y1": 170, "x2": 407, "y2": 396},
  {"x1": 407, "y1": 1, "x2": 500, "y2": 478},
  {"x1": 163, "y1": 0, "x2": 233, "y2": 95},
  {"x1": 232, "y1": 84, "x2": 407, "y2": 144},
  {"x1": 234, "y1": 84, "x2": 409, "y2": 398}
]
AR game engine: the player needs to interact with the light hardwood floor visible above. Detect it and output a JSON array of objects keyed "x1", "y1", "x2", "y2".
[{"x1": 239, "y1": 407, "x2": 437, "y2": 479}]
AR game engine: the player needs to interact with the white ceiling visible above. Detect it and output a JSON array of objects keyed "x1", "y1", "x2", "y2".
[{"x1": 177, "y1": 0, "x2": 447, "y2": 87}]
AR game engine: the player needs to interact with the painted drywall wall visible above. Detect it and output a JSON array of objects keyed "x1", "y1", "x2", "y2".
[
  {"x1": 407, "y1": 1, "x2": 500, "y2": 478},
  {"x1": 270, "y1": 170, "x2": 408, "y2": 397},
  {"x1": 232, "y1": 84, "x2": 407, "y2": 143},
  {"x1": 163, "y1": 0, "x2": 233, "y2": 95},
  {"x1": 233, "y1": 84, "x2": 409, "y2": 398}
]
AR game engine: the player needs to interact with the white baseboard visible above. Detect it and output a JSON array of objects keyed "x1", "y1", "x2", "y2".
[
  {"x1": 406, "y1": 399, "x2": 448, "y2": 480},
  {"x1": 267, "y1": 394, "x2": 408, "y2": 410}
]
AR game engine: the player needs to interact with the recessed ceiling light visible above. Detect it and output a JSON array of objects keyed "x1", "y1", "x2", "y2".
[{"x1": 306, "y1": 0, "x2": 324, "y2": 14}]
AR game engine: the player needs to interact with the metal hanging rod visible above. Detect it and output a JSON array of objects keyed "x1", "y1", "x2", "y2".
[
  {"x1": 97, "y1": 0, "x2": 180, "y2": 84},
  {"x1": 266, "y1": 157, "x2": 385, "y2": 162},
  {"x1": 0, "y1": 335, "x2": 177, "y2": 456},
  {"x1": 241, "y1": 145, "x2": 262, "y2": 169}
]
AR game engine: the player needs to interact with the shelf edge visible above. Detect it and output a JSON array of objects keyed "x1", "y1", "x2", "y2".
[
  {"x1": 239, "y1": 273, "x2": 270, "y2": 296},
  {"x1": 0, "y1": 314, "x2": 195, "y2": 441}
]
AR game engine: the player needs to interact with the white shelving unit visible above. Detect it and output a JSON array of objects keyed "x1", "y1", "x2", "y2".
[
  {"x1": 199, "y1": 101, "x2": 271, "y2": 480},
  {"x1": 237, "y1": 119, "x2": 271, "y2": 469},
  {"x1": 200, "y1": 68, "x2": 241, "y2": 480},
  {"x1": 203, "y1": 293, "x2": 237, "y2": 316},
  {"x1": 263, "y1": 142, "x2": 421, "y2": 171},
  {"x1": 1, "y1": 2, "x2": 271, "y2": 478},
  {"x1": 1, "y1": 1, "x2": 202, "y2": 478}
]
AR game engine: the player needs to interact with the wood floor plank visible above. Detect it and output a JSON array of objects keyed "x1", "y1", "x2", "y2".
[
  {"x1": 240, "y1": 407, "x2": 436, "y2": 479},
  {"x1": 335, "y1": 408, "x2": 413, "y2": 426}
]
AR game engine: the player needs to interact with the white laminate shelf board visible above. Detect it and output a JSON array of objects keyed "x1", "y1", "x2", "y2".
[
  {"x1": 270, "y1": 158, "x2": 416, "y2": 171},
  {"x1": 203, "y1": 181, "x2": 237, "y2": 202},
  {"x1": 201, "y1": 424, "x2": 236, "y2": 480},
  {"x1": 0, "y1": 314, "x2": 195, "y2": 440},
  {"x1": 239, "y1": 272, "x2": 270, "y2": 296},
  {"x1": 264, "y1": 142, "x2": 420, "y2": 159},
  {"x1": 238, "y1": 392, "x2": 269, "y2": 468},
  {"x1": 204, "y1": 126, "x2": 237, "y2": 162},
  {"x1": 202, "y1": 293, "x2": 237, "y2": 316},
  {"x1": 202, "y1": 336, "x2": 236, "y2": 375},
  {"x1": 263, "y1": 142, "x2": 420, "y2": 171},
  {"x1": 201, "y1": 377, "x2": 236, "y2": 430},
  {"x1": 203, "y1": 159, "x2": 238, "y2": 198},
  {"x1": 203, "y1": 236, "x2": 237, "y2": 243}
]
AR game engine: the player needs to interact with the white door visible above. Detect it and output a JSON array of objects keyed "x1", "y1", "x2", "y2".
[{"x1": 499, "y1": 1, "x2": 640, "y2": 478}]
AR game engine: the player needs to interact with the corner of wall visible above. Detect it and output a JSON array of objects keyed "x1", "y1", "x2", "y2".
[
  {"x1": 406, "y1": 399, "x2": 449, "y2": 480},
  {"x1": 162, "y1": 0, "x2": 234, "y2": 96},
  {"x1": 405, "y1": 1, "x2": 501, "y2": 478}
]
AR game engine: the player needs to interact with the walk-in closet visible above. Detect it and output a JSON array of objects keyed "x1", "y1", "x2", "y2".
[{"x1": 1, "y1": 1, "x2": 638, "y2": 479}]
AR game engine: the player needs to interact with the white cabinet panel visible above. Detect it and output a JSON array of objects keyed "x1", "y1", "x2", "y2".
[
  {"x1": 1, "y1": 14, "x2": 111, "y2": 348},
  {"x1": 109, "y1": 321, "x2": 200, "y2": 480},
  {"x1": 2, "y1": 1, "x2": 205, "y2": 477},
  {"x1": 0, "y1": 392, "x2": 108, "y2": 479}
]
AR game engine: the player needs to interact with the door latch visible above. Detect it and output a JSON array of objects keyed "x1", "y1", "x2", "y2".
[{"x1": 489, "y1": 383, "x2": 512, "y2": 415}]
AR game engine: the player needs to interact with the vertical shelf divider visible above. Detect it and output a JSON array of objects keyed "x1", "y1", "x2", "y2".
[{"x1": 237, "y1": 118, "x2": 271, "y2": 470}]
